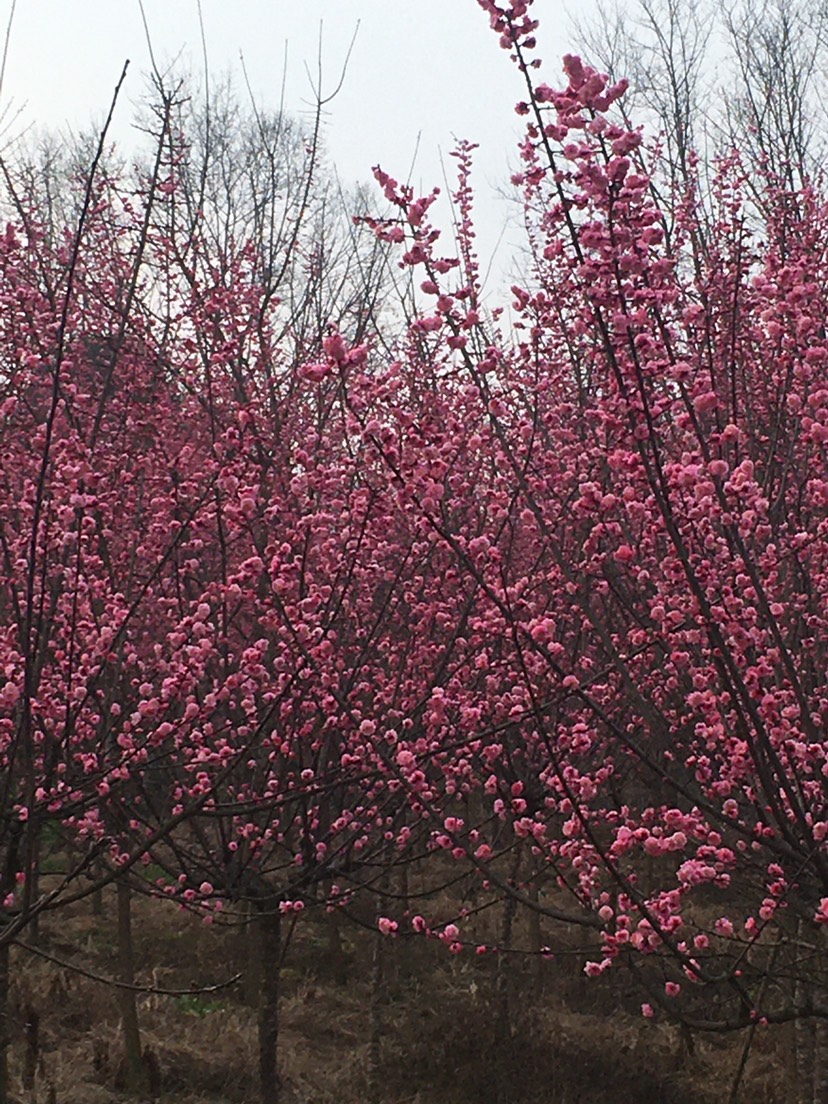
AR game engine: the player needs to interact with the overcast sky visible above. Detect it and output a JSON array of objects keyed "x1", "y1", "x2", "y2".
[{"x1": 0, "y1": 1, "x2": 597, "y2": 291}]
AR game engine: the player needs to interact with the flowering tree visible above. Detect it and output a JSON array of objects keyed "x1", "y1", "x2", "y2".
[
  {"x1": 0, "y1": 69, "x2": 485, "y2": 1101},
  {"x1": 348, "y1": 2, "x2": 828, "y2": 1099},
  {"x1": 111, "y1": 275, "x2": 482, "y2": 1102}
]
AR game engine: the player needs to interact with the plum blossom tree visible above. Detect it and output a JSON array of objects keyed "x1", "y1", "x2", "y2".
[
  {"x1": 108, "y1": 288, "x2": 486, "y2": 1102},
  {"x1": 0, "y1": 68, "x2": 499, "y2": 1100},
  {"x1": 350, "y1": 1, "x2": 828, "y2": 1098}
]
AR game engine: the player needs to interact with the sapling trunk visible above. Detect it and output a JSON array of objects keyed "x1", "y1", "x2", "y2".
[
  {"x1": 493, "y1": 847, "x2": 522, "y2": 1104},
  {"x1": 0, "y1": 941, "x2": 9, "y2": 1104},
  {"x1": 255, "y1": 904, "x2": 282, "y2": 1104},
  {"x1": 116, "y1": 880, "x2": 149, "y2": 1095},
  {"x1": 797, "y1": 1016, "x2": 817, "y2": 1104},
  {"x1": 25, "y1": 836, "x2": 39, "y2": 948},
  {"x1": 21, "y1": 1001, "x2": 39, "y2": 1094},
  {"x1": 796, "y1": 923, "x2": 815, "y2": 1104},
  {"x1": 92, "y1": 881, "x2": 104, "y2": 919},
  {"x1": 526, "y1": 873, "x2": 545, "y2": 989},
  {"x1": 367, "y1": 928, "x2": 384, "y2": 1102},
  {"x1": 398, "y1": 860, "x2": 410, "y2": 919},
  {"x1": 242, "y1": 899, "x2": 261, "y2": 1007},
  {"x1": 495, "y1": 890, "x2": 518, "y2": 1043},
  {"x1": 813, "y1": 1014, "x2": 828, "y2": 1104},
  {"x1": 326, "y1": 904, "x2": 348, "y2": 987}
]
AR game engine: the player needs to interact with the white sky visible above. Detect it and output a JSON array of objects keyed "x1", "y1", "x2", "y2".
[{"x1": 0, "y1": 1, "x2": 596, "y2": 293}]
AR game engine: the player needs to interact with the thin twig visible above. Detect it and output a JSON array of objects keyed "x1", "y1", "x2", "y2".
[
  {"x1": 16, "y1": 938, "x2": 240, "y2": 998},
  {"x1": 0, "y1": 0, "x2": 17, "y2": 105}
]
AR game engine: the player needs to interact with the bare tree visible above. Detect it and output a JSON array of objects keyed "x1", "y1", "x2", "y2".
[{"x1": 724, "y1": 0, "x2": 828, "y2": 198}]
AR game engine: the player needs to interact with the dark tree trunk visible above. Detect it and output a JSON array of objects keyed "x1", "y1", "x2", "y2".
[
  {"x1": 813, "y1": 1015, "x2": 828, "y2": 1104},
  {"x1": 367, "y1": 928, "x2": 384, "y2": 1102},
  {"x1": 0, "y1": 941, "x2": 9, "y2": 1104},
  {"x1": 492, "y1": 846, "x2": 523, "y2": 1104},
  {"x1": 116, "y1": 881, "x2": 149, "y2": 1095},
  {"x1": 21, "y1": 1001, "x2": 38, "y2": 1093},
  {"x1": 92, "y1": 881, "x2": 104, "y2": 919},
  {"x1": 241, "y1": 900, "x2": 262, "y2": 1007},
  {"x1": 526, "y1": 880, "x2": 544, "y2": 987},
  {"x1": 255, "y1": 904, "x2": 282, "y2": 1104},
  {"x1": 326, "y1": 906, "x2": 348, "y2": 987},
  {"x1": 25, "y1": 836, "x2": 39, "y2": 947}
]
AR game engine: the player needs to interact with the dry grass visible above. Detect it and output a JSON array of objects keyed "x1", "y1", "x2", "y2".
[{"x1": 2, "y1": 886, "x2": 791, "y2": 1104}]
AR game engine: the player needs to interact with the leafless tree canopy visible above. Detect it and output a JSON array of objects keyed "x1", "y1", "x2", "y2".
[{"x1": 574, "y1": 0, "x2": 828, "y2": 204}]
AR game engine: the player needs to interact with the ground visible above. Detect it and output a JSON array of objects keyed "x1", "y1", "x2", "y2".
[{"x1": 4, "y1": 883, "x2": 789, "y2": 1103}]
